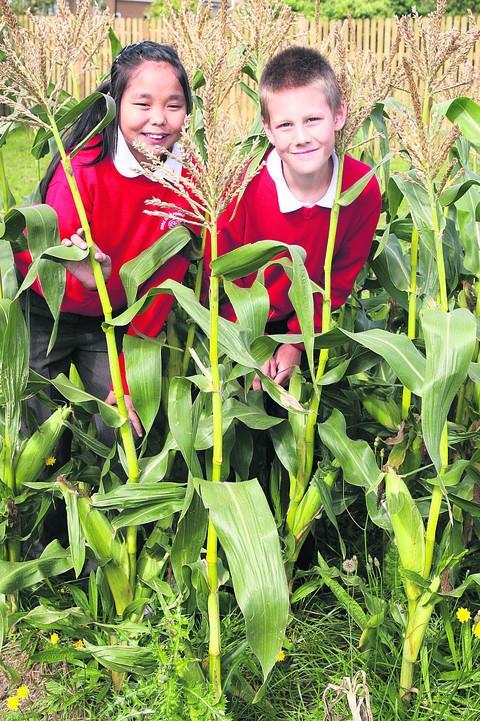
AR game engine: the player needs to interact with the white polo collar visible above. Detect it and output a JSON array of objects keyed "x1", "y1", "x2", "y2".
[
  {"x1": 113, "y1": 128, "x2": 182, "y2": 181},
  {"x1": 266, "y1": 147, "x2": 339, "y2": 213}
]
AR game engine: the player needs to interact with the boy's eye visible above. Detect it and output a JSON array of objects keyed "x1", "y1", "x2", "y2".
[
  {"x1": 307, "y1": 117, "x2": 321, "y2": 123},
  {"x1": 278, "y1": 122, "x2": 292, "y2": 129},
  {"x1": 134, "y1": 102, "x2": 149, "y2": 107}
]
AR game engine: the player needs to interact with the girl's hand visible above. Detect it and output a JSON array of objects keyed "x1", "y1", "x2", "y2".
[
  {"x1": 105, "y1": 390, "x2": 143, "y2": 438},
  {"x1": 62, "y1": 228, "x2": 112, "y2": 290},
  {"x1": 252, "y1": 344, "x2": 302, "y2": 390}
]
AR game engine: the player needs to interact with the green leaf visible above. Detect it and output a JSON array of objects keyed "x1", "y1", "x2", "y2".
[
  {"x1": 440, "y1": 175, "x2": 480, "y2": 207},
  {"x1": 338, "y1": 153, "x2": 392, "y2": 206},
  {"x1": 120, "y1": 225, "x2": 192, "y2": 306},
  {"x1": 0, "y1": 540, "x2": 72, "y2": 593},
  {"x1": 70, "y1": 94, "x2": 116, "y2": 158},
  {"x1": 0, "y1": 240, "x2": 18, "y2": 300},
  {"x1": 385, "y1": 471, "x2": 425, "y2": 590},
  {"x1": 82, "y1": 641, "x2": 156, "y2": 675},
  {"x1": 318, "y1": 408, "x2": 383, "y2": 491},
  {"x1": 91, "y1": 482, "x2": 185, "y2": 510},
  {"x1": 468, "y1": 362, "x2": 480, "y2": 384},
  {"x1": 341, "y1": 328, "x2": 425, "y2": 396},
  {"x1": 49, "y1": 372, "x2": 125, "y2": 428},
  {"x1": 393, "y1": 175, "x2": 439, "y2": 257},
  {"x1": 223, "y1": 279, "x2": 269, "y2": 340},
  {"x1": 446, "y1": 97, "x2": 480, "y2": 146},
  {"x1": 456, "y1": 186, "x2": 480, "y2": 275},
  {"x1": 168, "y1": 377, "x2": 202, "y2": 476},
  {"x1": 211, "y1": 240, "x2": 295, "y2": 281},
  {"x1": 201, "y1": 479, "x2": 289, "y2": 679},
  {"x1": 108, "y1": 26, "x2": 122, "y2": 61},
  {"x1": 421, "y1": 309, "x2": 477, "y2": 473},
  {"x1": 288, "y1": 246, "x2": 315, "y2": 380},
  {"x1": 124, "y1": 335, "x2": 162, "y2": 436}
]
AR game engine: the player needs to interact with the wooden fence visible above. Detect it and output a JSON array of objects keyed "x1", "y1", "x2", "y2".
[{"x1": 1, "y1": 14, "x2": 479, "y2": 121}]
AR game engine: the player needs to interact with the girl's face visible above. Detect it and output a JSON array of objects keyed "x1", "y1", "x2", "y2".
[{"x1": 119, "y1": 60, "x2": 187, "y2": 164}]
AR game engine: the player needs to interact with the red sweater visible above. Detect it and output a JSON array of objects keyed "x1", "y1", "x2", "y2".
[
  {"x1": 16, "y1": 139, "x2": 195, "y2": 390},
  {"x1": 205, "y1": 152, "x2": 381, "y2": 336}
]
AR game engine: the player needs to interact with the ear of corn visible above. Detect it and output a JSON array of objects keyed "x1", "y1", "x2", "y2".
[
  {"x1": 14, "y1": 407, "x2": 71, "y2": 489},
  {"x1": 76, "y1": 494, "x2": 132, "y2": 616},
  {"x1": 385, "y1": 470, "x2": 425, "y2": 602},
  {"x1": 361, "y1": 394, "x2": 402, "y2": 431}
]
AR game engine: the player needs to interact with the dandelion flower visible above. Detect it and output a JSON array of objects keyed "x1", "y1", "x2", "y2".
[
  {"x1": 50, "y1": 632, "x2": 60, "y2": 645},
  {"x1": 6, "y1": 696, "x2": 20, "y2": 711},
  {"x1": 16, "y1": 685, "x2": 29, "y2": 699},
  {"x1": 473, "y1": 622, "x2": 480, "y2": 638},
  {"x1": 74, "y1": 639, "x2": 84, "y2": 649},
  {"x1": 276, "y1": 649, "x2": 286, "y2": 662},
  {"x1": 456, "y1": 607, "x2": 471, "y2": 623},
  {"x1": 45, "y1": 456, "x2": 56, "y2": 466}
]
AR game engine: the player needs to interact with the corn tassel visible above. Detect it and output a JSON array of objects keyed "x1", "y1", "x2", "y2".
[{"x1": 15, "y1": 406, "x2": 71, "y2": 489}]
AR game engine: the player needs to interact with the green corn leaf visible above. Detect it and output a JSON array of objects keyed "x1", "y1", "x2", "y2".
[
  {"x1": 318, "y1": 408, "x2": 383, "y2": 491},
  {"x1": 124, "y1": 334, "x2": 162, "y2": 436},
  {"x1": 288, "y1": 245, "x2": 315, "y2": 381},
  {"x1": 393, "y1": 174, "x2": 440, "y2": 257},
  {"x1": 201, "y1": 479, "x2": 289, "y2": 680},
  {"x1": 82, "y1": 642, "x2": 156, "y2": 675},
  {"x1": 49, "y1": 372, "x2": 125, "y2": 428},
  {"x1": 92, "y1": 482, "x2": 185, "y2": 510},
  {"x1": 446, "y1": 97, "x2": 480, "y2": 146},
  {"x1": 440, "y1": 175, "x2": 480, "y2": 206},
  {"x1": 421, "y1": 308, "x2": 477, "y2": 473},
  {"x1": 170, "y1": 488, "x2": 208, "y2": 592},
  {"x1": 270, "y1": 422, "x2": 299, "y2": 478},
  {"x1": 120, "y1": 225, "x2": 192, "y2": 306},
  {"x1": 456, "y1": 186, "x2": 480, "y2": 275},
  {"x1": 341, "y1": 328, "x2": 425, "y2": 396},
  {"x1": 0, "y1": 241, "x2": 18, "y2": 300},
  {"x1": 70, "y1": 94, "x2": 116, "y2": 158},
  {"x1": 168, "y1": 377, "x2": 202, "y2": 477},
  {"x1": 338, "y1": 152, "x2": 393, "y2": 207},
  {"x1": 108, "y1": 26, "x2": 122, "y2": 61},
  {"x1": 210, "y1": 240, "x2": 295, "y2": 281},
  {"x1": 111, "y1": 501, "x2": 184, "y2": 529},
  {"x1": 468, "y1": 362, "x2": 480, "y2": 384},
  {"x1": 0, "y1": 540, "x2": 72, "y2": 594},
  {"x1": 224, "y1": 278, "x2": 269, "y2": 340}
]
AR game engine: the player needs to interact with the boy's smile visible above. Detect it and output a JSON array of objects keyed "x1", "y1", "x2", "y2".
[{"x1": 263, "y1": 82, "x2": 346, "y2": 202}]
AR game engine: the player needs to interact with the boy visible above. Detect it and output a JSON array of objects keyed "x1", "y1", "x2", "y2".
[{"x1": 208, "y1": 46, "x2": 381, "y2": 388}]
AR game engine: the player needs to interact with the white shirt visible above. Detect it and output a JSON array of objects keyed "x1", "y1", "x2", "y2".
[
  {"x1": 266, "y1": 147, "x2": 338, "y2": 213},
  {"x1": 113, "y1": 128, "x2": 182, "y2": 182}
]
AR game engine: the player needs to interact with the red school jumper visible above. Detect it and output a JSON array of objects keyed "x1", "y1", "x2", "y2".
[
  {"x1": 15, "y1": 138, "x2": 194, "y2": 390},
  {"x1": 206, "y1": 151, "x2": 382, "y2": 335}
]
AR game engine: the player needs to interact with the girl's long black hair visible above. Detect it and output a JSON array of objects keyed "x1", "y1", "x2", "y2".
[{"x1": 39, "y1": 42, "x2": 192, "y2": 201}]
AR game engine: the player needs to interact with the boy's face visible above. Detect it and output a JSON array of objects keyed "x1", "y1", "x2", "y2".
[{"x1": 262, "y1": 82, "x2": 346, "y2": 185}]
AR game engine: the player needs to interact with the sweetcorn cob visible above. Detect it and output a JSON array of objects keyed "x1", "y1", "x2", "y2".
[{"x1": 14, "y1": 406, "x2": 71, "y2": 488}]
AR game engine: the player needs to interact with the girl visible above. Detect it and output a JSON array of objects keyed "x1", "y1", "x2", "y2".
[{"x1": 16, "y1": 42, "x2": 196, "y2": 439}]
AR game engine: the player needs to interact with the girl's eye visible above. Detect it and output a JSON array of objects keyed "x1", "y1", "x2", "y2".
[
  {"x1": 134, "y1": 103, "x2": 149, "y2": 107},
  {"x1": 167, "y1": 105, "x2": 183, "y2": 110}
]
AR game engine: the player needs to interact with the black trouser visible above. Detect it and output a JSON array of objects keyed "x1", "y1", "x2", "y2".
[{"x1": 23, "y1": 290, "x2": 119, "y2": 448}]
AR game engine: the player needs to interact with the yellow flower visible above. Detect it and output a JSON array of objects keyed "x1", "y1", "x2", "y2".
[
  {"x1": 473, "y1": 622, "x2": 480, "y2": 639},
  {"x1": 6, "y1": 696, "x2": 19, "y2": 711},
  {"x1": 276, "y1": 649, "x2": 286, "y2": 662},
  {"x1": 456, "y1": 607, "x2": 471, "y2": 623},
  {"x1": 16, "y1": 685, "x2": 29, "y2": 699},
  {"x1": 50, "y1": 632, "x2": 60, "y2": 645},
  {"x1": 45, "y1": 456, "x2": 56, "y2": 466},
  {"x1": 74, "y1": 639, "x2": 84, "y2": 649}
]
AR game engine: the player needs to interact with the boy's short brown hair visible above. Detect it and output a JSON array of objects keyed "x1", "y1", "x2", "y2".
[{"x1": 259, "y1": 46, "x2": 342, "y2": 123}]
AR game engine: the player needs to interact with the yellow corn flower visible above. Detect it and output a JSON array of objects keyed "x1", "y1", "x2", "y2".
[
  {"x1": 16, "y1": 685, "x2": 29, "y2": 699},
  {"x1": 456, "y1": 607, "x2": 471, "y2": 623},
  {"x1": 74, "y1": 639, "x2": 84, "y2": 649},
  {"x1": 473, "y1": 622, "x2": 480, "y2": 638},
  {"x1": 6, "y1": 696, "x2": 20, "y2": 711},
  {"x1": 50, "y1": 632, "x2": 60, "y2": 645}
]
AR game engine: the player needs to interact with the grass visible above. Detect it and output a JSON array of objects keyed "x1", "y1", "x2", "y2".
[{"x1": 2, "y1": 125, "x2": 49, "y2": 204}]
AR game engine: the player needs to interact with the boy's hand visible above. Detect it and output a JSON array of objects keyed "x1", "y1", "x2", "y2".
[
  {"x1": 62, "y1": 228, "x2": 112, "y2": 290},
  {"x1": 252, "y1": 343, "x2": 302, "y2": 390},
  {"x1": 105, "y1": 390, "x2": 143, "y2": 438}
]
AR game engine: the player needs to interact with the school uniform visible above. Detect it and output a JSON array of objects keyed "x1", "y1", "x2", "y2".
[
  {"x1": 15, "y1": 134, "x2": 193, "y2": 437},
  {"x1": 206, "y1": 149, "x2": 382, "y2": 335}
]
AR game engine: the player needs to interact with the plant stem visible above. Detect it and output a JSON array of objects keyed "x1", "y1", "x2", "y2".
[
  {"x1": 422, "y1": 184, "x2": 449, "y2": 580},
  {"x1": 181, "y1": 223, "x2": 206, "y2": 376},
  {"x1": 303, "y1": 155, "x2": 345, "y2": 489},
  {"x1": 47, "y1": 114, "x2": 140, "y2": 590},
  {"x1": 401, "y1": 226, "x2": 418, "y2": 420},
  {"x1": 0, "y1": 147, "x2": 10, "y2": 211},
  {"x1": 206, "y1": 217, "x2": 222, "y2": 699}
]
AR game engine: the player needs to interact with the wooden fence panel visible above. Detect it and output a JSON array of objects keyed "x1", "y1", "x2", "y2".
[{"x1": 1, "y1": 14, "x2": 478, "y2": 122}]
